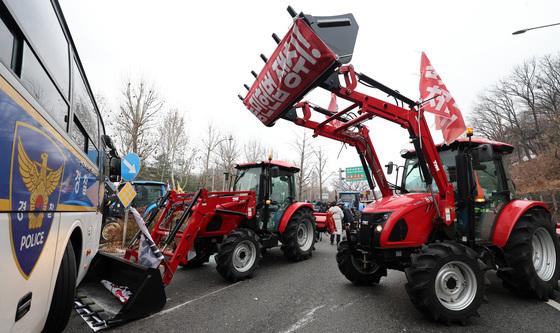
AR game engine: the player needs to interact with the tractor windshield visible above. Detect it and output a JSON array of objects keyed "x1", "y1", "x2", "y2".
[
  {"x1": 402, "y1": 150, "x2": 456, "y2": 193},
  {"x1": 233, "y1": 167, "x2": 261, "y2": 193}
]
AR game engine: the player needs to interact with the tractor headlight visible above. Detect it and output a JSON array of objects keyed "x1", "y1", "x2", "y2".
[{"x1": 375, "y1": 224, "x2": 383, "y2": 233}]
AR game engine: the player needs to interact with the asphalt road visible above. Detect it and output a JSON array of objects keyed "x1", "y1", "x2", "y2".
[{"x1": 66, "y1": 240, "x2": 560, "y2": 333}]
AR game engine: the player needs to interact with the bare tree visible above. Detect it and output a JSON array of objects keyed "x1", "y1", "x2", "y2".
[
  {"x1": 292, "y1": 131, "x2": 314, "y2": 201},
  {"x1": 314, "y1": 147, "x2": 329, "y2": 201},
  {"x1": 200, "y1": 124, "x2": 221, "y2": 188},
  {"x1": 176, "y1": 146, "x2": 199, "y2": 191},
  {"x1": 116, "y1": 79, "x2": 163, "y2": 160},
  {"x1": 244, "y1": 139, "x2": 267, "y2": 163},
  {"x1": 215, "y1": 134, "x2": 238, "y2": 191}
]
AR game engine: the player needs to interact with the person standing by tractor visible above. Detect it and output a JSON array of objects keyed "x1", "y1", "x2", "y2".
[
  {"x1": 339, "y1": 201, "x2": 355, "y2": 227},
  {"x1": 328, "y1": 202, "x2": 344, "y2": 245}
]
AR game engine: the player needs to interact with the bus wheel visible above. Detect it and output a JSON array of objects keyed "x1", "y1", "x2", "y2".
[{"x1": 43, "y1": 241, "x2": 77, "y2": 333}]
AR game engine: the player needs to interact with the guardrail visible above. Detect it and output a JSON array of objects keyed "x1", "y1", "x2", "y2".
[{"x1": 522, "y1": 191, "x2": 560, "y2": 220}]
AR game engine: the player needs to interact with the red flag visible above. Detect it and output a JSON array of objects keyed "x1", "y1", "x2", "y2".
[
  {"x1": 328, "y1": 92, "x2": 338, "y2": 112},
  {"x1": 419, "y1": 52, "x2": 466, "y2": 143},
  {"x1": 327, "y1": 92, "x2": 343, "y2": 127}
]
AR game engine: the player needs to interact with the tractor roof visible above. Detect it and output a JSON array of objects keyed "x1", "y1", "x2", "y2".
[
  {"x1": 236, "y1": 160, "x2": 300, "y2": 172},
  {"x1": 402, "y1": 137, "x2": 514, "y2": 158}
]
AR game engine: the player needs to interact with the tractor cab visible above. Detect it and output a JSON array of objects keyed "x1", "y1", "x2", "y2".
[
  {"x1": 233, "y1": 160, "x2": 299, "y2": 231},
  {"x1": 397, "y1": 137, "x2": 515, "y2": 241}
]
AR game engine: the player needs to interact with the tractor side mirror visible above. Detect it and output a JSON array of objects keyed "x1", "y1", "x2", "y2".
[
  {"x1": 270, "y1": 166, "x2": 280, "y2": 178},
  {"x1": 108, "y1": 156, "x2": 121, "y2": 182},
  {"x1": 385, "y1": 162, "x2": 394, "y2": 175},
  {"x1": 472, "y1": 144, "x2": 494, "y2": 163}
]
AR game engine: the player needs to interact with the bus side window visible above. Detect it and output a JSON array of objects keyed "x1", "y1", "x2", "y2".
[
  {"x1": 72, "y1": 60, "x2": 99, "y2": 165},
  {"x1": 6, "y1": 0, "x2": 70, "y2": 97},
  {"x1": 0, "y1": 17, "x2": 14, "y2": 68},
  {"x1": 21, "y1": 42, "x2": 68, "y2": 129},
  {"x1": 71, "y1": 116, "x2": 87, "y2": 153}
]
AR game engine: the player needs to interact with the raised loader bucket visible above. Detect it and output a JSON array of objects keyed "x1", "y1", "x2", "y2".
[
  {"x1": 74, "y1": 252, "x2": 166, "y2": 330},
  {"x1": 243, "y1": 8, "x2": 358, "y2": 126}
]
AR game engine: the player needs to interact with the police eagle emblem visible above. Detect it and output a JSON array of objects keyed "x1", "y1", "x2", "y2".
[{"x1": 17, "y1": 137, "x2": 63, "y2": 229}]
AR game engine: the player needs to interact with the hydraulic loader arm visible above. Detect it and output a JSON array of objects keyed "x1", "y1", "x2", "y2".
[{"x1": 240, "y1": 7, "x2": 455, "y2": 223}]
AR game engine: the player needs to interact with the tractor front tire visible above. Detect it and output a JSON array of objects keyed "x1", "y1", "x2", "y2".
[
  {"x1": 336, "y1": 241, "x2": 387, "y2": 285},
  {"x1": 181, "y1": 239, "x2": 212, "y2": 268},
  {"x1": 182, "y1": 249, "x2": 211, "y2": 268},
  {"x1": 216, "y1": 229, "x2": 262, "y2": 282},
  {"x1": 405, "y1": 242, "x2": 487, "y2": 324},
  {"x1": 497, "y1": 210, "x2": 559, "y2": 300},
  {"x1": 281, "y1": 208, "x2": 316, "y2": 261}
]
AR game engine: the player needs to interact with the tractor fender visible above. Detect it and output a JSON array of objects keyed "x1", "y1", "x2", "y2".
[
  {"x1": 491, "y1": 199, "x2": 550, "y2": 248},
  {"x1": 278, "y1": 202, "x2": 314, "y2": 233}
]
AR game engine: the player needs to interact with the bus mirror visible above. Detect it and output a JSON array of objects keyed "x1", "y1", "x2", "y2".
[
  {"x1": 385, "y1": 162, "x2": 394, "y2": 175},
  {"x1": 102, "y1": 135, "x2": 115, "y2": 150},
  {"x1": 472, "y1": 144, "x2": 494, "y2": 163},
  {"x1": 102, "y1": 135, "x2": 119, "y2": 158},
  {"x1": 109, "y1": 157, "x2": 121, "y2": 182},
  {"x1": 270, "y1": 166, "x2": 280, "y2": 178}
]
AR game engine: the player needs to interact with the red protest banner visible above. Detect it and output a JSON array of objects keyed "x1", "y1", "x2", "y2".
[{"x1": 243, "y1": 19, "x2": 337, "y2": 126}]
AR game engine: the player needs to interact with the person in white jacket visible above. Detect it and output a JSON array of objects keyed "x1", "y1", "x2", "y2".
[{"x1": 328, "y1": 202, "x2": 344, "y2": 245}]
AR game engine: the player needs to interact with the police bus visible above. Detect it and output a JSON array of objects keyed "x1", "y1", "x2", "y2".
[{"x1": 0, "y1": 1, "x2": 119, "y2": 332}]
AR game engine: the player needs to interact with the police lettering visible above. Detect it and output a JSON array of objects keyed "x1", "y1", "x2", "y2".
[{"x1": 20, "y1": 232, "x2": 45, "y2": 250}]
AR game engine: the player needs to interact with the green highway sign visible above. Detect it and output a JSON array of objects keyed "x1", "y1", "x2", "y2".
[{"x1": 345, "y1": 166, "x2": 369, "y2": 182}]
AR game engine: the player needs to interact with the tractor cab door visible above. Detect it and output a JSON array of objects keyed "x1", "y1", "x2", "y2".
[
  {"x1": 471, "y1": 155, "x2": 511, "y2": 241},
  {"x1": 266, "y1": 167, "x2": 296, "y2": 231},
  {"x1": 456, "y1": 144, "x2": 511, "y2": 243}
]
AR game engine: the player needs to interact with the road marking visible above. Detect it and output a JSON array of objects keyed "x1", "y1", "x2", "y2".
[
  {"x1": 143, "y1": 282, "x2": 242, "y2": 320},
  {"x1": 546, "y1": 299, "x2": 560, "y2": 311},
  {"x1": 280, "y1": 305, "x2": 325, "y2": 333}
]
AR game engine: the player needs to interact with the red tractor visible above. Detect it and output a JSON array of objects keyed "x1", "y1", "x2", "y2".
[
  {"x1": 240, "y1": 7, "x2": 560, "y2": 324},
  {"x1": 75, "y1": 159, "x2": 334, "y2": 329}
]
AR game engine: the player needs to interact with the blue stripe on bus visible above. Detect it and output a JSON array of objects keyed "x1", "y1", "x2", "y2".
[{"x1": 0, "y1": 85, "x2": 99, "y2": 209}]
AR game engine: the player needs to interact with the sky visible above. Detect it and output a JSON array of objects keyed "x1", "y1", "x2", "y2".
[{"x1": 59, "y1": 0, "x2": 560, "y2": 185}]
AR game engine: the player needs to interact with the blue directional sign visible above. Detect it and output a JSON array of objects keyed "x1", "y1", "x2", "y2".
[{"x1": 121, "y1": 153, "x2": 141, "y2": 181}]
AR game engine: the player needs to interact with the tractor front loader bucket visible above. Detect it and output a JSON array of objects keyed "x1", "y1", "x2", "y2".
[
  {"x1": 74, "y1": 252, "x2": 166, "y2": 330},
  {"x1": 242, "y1": 7, "x2": 358, "y2": 127}
]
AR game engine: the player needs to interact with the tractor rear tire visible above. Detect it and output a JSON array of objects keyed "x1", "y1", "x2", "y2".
[
  {"x1": 497, "y1": 210, "x2": 559, "y2": 300},
  {"x1": 43, "y1": 241, "x2": 77, "y2": 333},
  {"x1": 281, "y1": 208, "x2": 316, "y2": 261},
  {"x1": 216, "y1": 229, "x2": 262, "y2": 282},
  {"x1": 405, "y1": 242, "x2": 487, "y2": 324},
  {"x1": 336, "y1": 241, "x2": 387, "y2": 285}
]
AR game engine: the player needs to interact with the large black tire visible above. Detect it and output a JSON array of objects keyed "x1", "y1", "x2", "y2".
[
  {"x1": 43, "y1": 241, "x2": 77, "y2": 333},
  {"x1": 405, "y1": 242, "x2": 487, "y2": 324},
  {"x1": 181, "y1": 239, "x2": 212, "y2": 268},
  {"x1": 183, "y1": 249, "x2": 211, "y2": 268},
  {"x1": 497, "y1": 210, "x2": 559, "y2": 300},
  {"x1": 281, "y1": 208, "x2": 316, "y2": 261},
  {"x1": 336, "y1": 241, "x2": 387, "y2": 285},
  {"x1": 216, "y1": 229, "x2": 262, "y2": 282}
]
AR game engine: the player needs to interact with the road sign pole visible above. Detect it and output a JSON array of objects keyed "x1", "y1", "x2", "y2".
[{"x1": 122, "y1": 208, "x2": 129, "y2": 248}]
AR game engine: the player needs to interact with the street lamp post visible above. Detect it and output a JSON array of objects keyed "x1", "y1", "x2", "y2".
[{"x1": 512, "y1": 22, "x2": 560, "y2": 35}]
